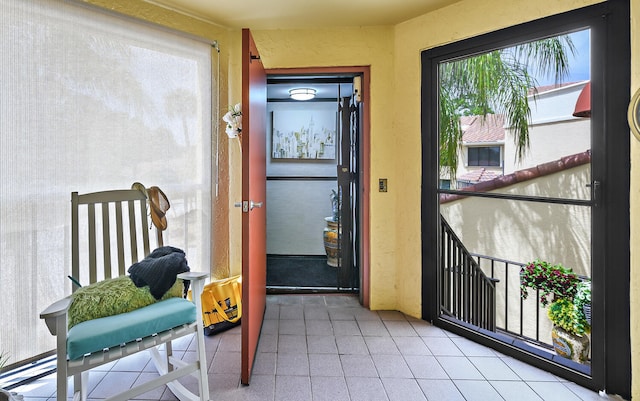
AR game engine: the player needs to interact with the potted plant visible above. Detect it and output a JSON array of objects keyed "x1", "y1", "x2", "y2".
[
  {"x1": 0, "y1": 352, "x2": 7, "y2": 370},
  {"x1": 520, "y1": 259, "x2": 591, "y2": 363},
  {"x1": 323, "y1": 189, "x2": 340, "y2": 267}
]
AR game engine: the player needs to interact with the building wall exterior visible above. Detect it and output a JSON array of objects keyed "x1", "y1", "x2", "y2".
[
  {"x1": 441, "y1": 164, "x2": 591, "y2": 346},
  {"x1": 504, "y1": 82, "x2": 591, "y2": 175},
  {"x1": 441, "y1": 164, "x2": 592, "y2": 277}
]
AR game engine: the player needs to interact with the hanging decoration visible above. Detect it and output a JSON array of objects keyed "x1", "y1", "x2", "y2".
[{"x1": 223, "y1": 103, "x2": 242, "y2": 138}]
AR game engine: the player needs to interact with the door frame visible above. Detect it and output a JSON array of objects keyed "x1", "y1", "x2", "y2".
[
  {"x1": 265, "y1": 66, "x2": 371, "y2": 307},
  {"x1": 421, "y1": 2, "x2": 630, "y2": 397}
]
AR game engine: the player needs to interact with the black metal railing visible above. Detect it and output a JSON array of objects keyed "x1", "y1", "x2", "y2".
[
  {"x1": 440, "y1": 217, "x2": 499, "y2": 331},
  {"x1": 469, "y1": 253, "x2": 553, "y2": 349},
  {"x1": 440, "y1": 215, "x2": 593, "y2": 351}
]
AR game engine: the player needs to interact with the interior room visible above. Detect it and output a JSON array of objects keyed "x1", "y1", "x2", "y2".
[
  {"x1": 265, "y1": 75, "x2": 357, "y2": 292},
  {"x1": 0, "y1": 0, "x2": 638, "y2": 400}
]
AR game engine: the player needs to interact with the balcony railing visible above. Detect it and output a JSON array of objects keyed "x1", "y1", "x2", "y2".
[
  {"x1": 469, "y1": 253, "x2": 553, "y2": 350},
  {"x1": 440, "y1": 217, "x2": 498, "y2": 331},
  {"x1": 440, "y1": 215, "x2": 555, "y2": 350}
]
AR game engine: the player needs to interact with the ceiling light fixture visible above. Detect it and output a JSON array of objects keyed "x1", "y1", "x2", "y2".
[{"x1": 289, "y1": 88, "x2": 316, "y2": 101}]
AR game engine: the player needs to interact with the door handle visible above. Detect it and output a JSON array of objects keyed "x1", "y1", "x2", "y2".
[{"x1": 250, "y1": 200, "x2": 263, "y2": 210}]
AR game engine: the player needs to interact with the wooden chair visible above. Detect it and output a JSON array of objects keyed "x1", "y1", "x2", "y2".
[{"x1": 40, "y1": 189, "x2": 210, "y2": 401}]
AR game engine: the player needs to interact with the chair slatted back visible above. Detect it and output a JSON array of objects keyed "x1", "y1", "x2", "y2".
[{"x1": 71, "y1": 189, "x2": 159, "y2": 290}]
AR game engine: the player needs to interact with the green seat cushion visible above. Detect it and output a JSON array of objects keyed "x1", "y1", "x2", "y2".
[{"x1": 67, "y1": 297, "x2": 196, "y2": 360}]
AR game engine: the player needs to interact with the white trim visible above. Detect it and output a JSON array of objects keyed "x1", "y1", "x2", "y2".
[{"x1": 462, "y1": 141, "x2": 504, "y2": 147}]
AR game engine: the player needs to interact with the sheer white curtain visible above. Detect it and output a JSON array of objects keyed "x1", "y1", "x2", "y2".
[{"x1": 0, "y1": 0, "x2": 213, "y2": 365}]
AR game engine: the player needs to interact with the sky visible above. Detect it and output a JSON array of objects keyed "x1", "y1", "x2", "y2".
[{"x1": 535, "y1": 29, "x2": 590, "y2": 86}]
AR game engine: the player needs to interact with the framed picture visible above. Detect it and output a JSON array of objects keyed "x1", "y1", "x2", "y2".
[{"x1": 272, "y1": 110, "x2": 336, "y2": 160}]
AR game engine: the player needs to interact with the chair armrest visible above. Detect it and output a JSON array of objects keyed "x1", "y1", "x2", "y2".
[
  {"x1": 178, "y1": 271, "x2": 209, "y2": 282},
  {"x1": 40, "y1": 297, "x2": 71, "y2": 336}
]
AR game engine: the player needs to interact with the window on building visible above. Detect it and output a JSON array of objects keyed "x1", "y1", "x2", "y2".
[{"x1": 468, "y1": 146, "x2": 501, "y2": 166}]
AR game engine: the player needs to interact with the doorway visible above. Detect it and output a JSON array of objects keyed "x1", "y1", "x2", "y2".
[
  {"x1": 264, "y1": 68, "x2": 369, "y2": 300},
  {"x1": 421, "y1": 2, "x2": 630, "y2": 397}
]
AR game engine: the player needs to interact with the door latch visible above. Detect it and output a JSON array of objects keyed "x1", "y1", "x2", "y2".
[
  {"x1": 587, "y1": 180, "x2": 601, "y2": 206},
  {"x1": 234, "y1": 201, "x2": 249, "y2": 212}
]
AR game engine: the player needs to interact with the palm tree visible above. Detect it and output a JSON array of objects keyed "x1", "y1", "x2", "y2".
[{"x1": 439, "y1": 35, "x2": 576, "y2": 183}]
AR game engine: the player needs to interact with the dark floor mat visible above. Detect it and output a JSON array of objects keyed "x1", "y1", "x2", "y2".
[{"x1": 267, "y1": 255, "x2": 337, "y2": 287}]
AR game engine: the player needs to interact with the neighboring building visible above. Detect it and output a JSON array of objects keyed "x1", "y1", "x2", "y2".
[
  {"x1": 456, "y1": 114, "x2": 505, "y2": 188},
  {"x1": 444, "y1": 80, "x2": 591, "y2": 189}
]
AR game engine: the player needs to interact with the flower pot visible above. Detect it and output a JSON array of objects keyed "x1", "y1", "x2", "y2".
[
  {"x1": 551, "y1": 325, "x2": 590, "y2": 363},
  {"x1": 323, "y1": 217, "x2": 340, "y2": 267}
]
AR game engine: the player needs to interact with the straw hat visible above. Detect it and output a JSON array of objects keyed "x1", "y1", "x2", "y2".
[
  {"x1": 131, "y1": 182, "x2": 170, "y2": 231},
  {"x1": 147, "y1": 186, "x2": 170, "y2": 231}
]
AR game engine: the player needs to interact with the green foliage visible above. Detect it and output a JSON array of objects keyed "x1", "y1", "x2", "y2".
[
  {"x1": 0, "y1": 351, "x2": 8, "y2": 370},
  {"x1": 520, "y1": 259, "x2": 581, "y2": 306},
  {"x1": 573, "y1": 280, "x2": 592, "y2": 323},
  {"x1": 574, "y1": 280, "x2": 591, "y2": 306},
  {"x1": 521, "y1": 259, "x2": 591, "y2": 337},
  {"x1": 547, "y1": 298, "x2": 590, "y2": 336},
  {"x1": 438, "y1": 35, "x2": 576, "y2": 177}
]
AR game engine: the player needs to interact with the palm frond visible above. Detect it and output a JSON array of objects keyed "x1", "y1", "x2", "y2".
[{"x1": 438, "y1": 33, "x2": 576, "y2": 175}]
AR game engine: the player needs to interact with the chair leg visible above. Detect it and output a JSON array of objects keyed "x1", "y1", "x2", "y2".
[
  {"x1": 166, "y1": 341, "x2": 173, "y2": 372},
  {"x1": 195, "y1": 330, "x2": 210, "y2": 401},
  {"x1": 191, "y1": 276, "x2": 210, "y2": 401},
  {"x1": 73, "y1": 371, "x2": 88, "y2": 401},
  {"x1": 56, "y1": 361, "x2": 67, "y2": 401}
]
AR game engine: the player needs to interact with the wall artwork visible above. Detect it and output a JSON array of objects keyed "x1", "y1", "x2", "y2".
[{"x1": 272, "y1": 110, "x2": 337, "y2": 160}]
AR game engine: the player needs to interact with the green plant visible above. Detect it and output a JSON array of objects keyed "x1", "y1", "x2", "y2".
[
  {"x1": 521, "y1": 259, "x2": 591, "y2": 337},
  {"x1": 574, "y1": 280, "x2": 591, "y2": 308},
  {"x1": 573, "y1": 280, "x2": 592, "y2": 323},
  {"x1": 520, "y1": 259, "x2": 581, "y2": 306},
  {"x1": 438, "y1": 35, "x2": 576, "y2": 180},
  {"x1": 0, "y1": 351, "x2": 9, "y2": 370},
  {"x1": 547, "y1": 298, "x2": 590, "y2": 336}
]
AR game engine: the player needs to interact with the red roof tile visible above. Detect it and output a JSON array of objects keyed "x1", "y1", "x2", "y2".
[
  {"x1": 460, "y1": 114, "x2": 505, "y2": 143},
  {"x1": 457, "y1": 168, "x2": 501, "y2": 183}
]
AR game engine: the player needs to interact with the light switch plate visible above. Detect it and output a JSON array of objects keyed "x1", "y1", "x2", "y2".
[{"x1": 379, "y1": 178, "x2": 388, "y2": 192}]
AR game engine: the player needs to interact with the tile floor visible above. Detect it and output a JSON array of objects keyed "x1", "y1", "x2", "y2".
[{"x1": 11, "y1": 294, "x2": 622, "y2": 401}]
